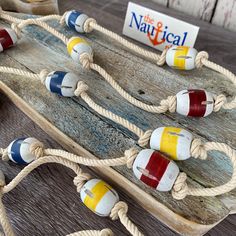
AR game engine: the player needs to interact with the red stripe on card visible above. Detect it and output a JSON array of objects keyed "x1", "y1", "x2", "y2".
[
  {"x1": 0, "y1": 29, "x2": 13, "y2": 50},
  {"x1": 140, "y1": 151, "x2": 170, "y2": 189},
  {"x1": 188, "y1": 90, "x2": 206, "y2": 117}
]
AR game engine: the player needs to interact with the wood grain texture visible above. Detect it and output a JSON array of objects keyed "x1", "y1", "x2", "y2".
[
  {"x1": 212, "y1": 0, "x2": 236, "y2": 32},
  {"x1": 168, "y1": 0, "x2": 217, "y2": 21},
  {"x1": 0, "y1": 0, "x2": 235, "y2": 235}
]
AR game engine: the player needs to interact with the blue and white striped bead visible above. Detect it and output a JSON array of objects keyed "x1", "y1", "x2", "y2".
[
  {"x1": 45, "y1": 71, "x2": 80, "y2": 97},
  {"x1": 7, "y1": 137, "x2": 39, "y2": 164},
  {"x1": 65, "y1": 10, "x2": 89, "y2": 33}
]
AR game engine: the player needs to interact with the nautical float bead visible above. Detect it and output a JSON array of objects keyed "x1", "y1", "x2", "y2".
[
  {"x1": 80, "y1": 179, "x2": 119, "y2": 217},
  {"x1": 132, "y1": 149, "x2": 179, "y2": 191},
  {"x1": 65, "y1": 10, "x2": 89, "y2": 33},
  {"x1": 67, "y1": 36, "x2": 93, "y2": 63},
  {"x1": 0, "y1": 28, "x2": 17, "y2": 52},
  {"x1": 176, "y1": 89, "x2": 214, "y2": 117},
  {"x1": 166, "y1": 46, "x2": 198, "y2": 70},
  {"x1": 7, "y1": 137, "x2": 39, "y2": 164},
  {"x1": 45, "y1": 71, "x2": 80, "y2": 97},
  {"x1": 150, "y1": 127, "x2": 193, "y2": 160}
]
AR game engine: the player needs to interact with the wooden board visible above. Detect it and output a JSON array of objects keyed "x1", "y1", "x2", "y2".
[
  {"x1": 0, "y1": 5, "x2": 235, "y2": 235},
  {"x1": 212, "y1": 0, "x2": 236, "y2": 32}
]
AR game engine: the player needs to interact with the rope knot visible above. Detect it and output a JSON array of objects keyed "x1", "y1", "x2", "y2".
[
  {"x1": 160, "y1": 95, "x2": 177, "y2": 113},
  {"x1": 124, "y1": 147, "x2": 139, "y2": 169},
  {"x1": 30, "y1": 141, "x2": 45, "y2": 159},
  {"x1": 99, "y1": 229, "x2": 114, "y2": 236},
  {"x1": 190, "y1": 138, "x2": 207, "y2": 160},
  {"x1": 83, "y1": 18, "x2": 97, "y2": 33},
  {"x1": 74, "y1": 81, "x2": 89, "y2": 97},
  {"x1": 73, "y1": 172, "x2": 91, "y2": 193},
  {"x1": 0, "y1": 148, "x2": 9, "y2": 161},
  {"x1": 11, "y1": 23, "x2": 22, "y2": 38},
  {"x1": 195, "y1": 51, "x2": 209, "y2": 68},
  {"x1": 156, "y1": 47, "x2": 168, "y2": 66},
  {"x1": 39, "y1": 69, "x2": 49, "y2": 84},
  {"x1": 171, "y1": 172, "x2": 188, "y2": 200},
  {"x1": 138, "y1": 130, "x2": 153, "y2": 147},
  {"x1": 110, "y1": 201, "x2": 128, "y2": 221},
  {"x1": 79, "y1": 53, "x2": 93, "y2": 70},
  {"x1": 59, "y1": 11, "x2": 69, "y2": 25},
  {"x1": 213, "y1": 94, "x2": 227, "y2": 112}
]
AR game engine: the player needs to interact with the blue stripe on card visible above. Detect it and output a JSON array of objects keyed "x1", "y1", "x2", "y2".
[
  {"x1": 11, "y1": 138, "x2": 27, "y2": 164},
  {"x1": 68, "y1": 11, "x2": 81, "y2": 31},
  {"x1": 50, "y1": 71, "x2": 67, "y2": 96}
]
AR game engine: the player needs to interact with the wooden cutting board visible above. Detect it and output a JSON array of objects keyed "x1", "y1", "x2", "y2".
[{"x1": 0, "y1": 11, "x2": 235, "y2": 235}]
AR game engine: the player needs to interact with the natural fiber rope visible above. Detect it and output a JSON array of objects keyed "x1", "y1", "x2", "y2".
[
  {"x1": 12, "y1": 18, "x2": 68, "y2": 44},
  {"x1": 88, "y1": 63, "x2": 177, "y2": 114},
  {"x1": 67, "y1": 228, "x2": 114, "y2": 236},
  {"x1": 195, "y1": 51, "x2": 236, "y2": 111},
  {"x1": 110, "y1": 201, "x2": 144, "y2": 236},
  {"x1": 172, "y1": 142, "x2": 236, "y2": 199}
]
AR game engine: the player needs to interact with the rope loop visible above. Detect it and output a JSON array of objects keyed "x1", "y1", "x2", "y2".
[
  {"x1": 171, "y1": 172, "x2": 188, "y2": 200},
  {"x1": 39, "y1": 69, "x2": 49, "y2": 84},
  {"x1": 84, "y1": 18, "x2": 97, "y2": 33},
  {"x1": 59, "y1": 11, "x2": 69, "y2": 25},
  {"x1": 160, "y1": 95, "x2": 177, "y2": 113},
  {"x1": 11, "y1": 22, "x2": 22, "y2": 38},
  {"x1": 195, "y1": 51, "x2": 209, "y2": 68},
  {"x1": 99, "y1": 228, "x2": 114, "y2": 236},
  {"x1": 0, "y1": 148, "x2": 9, "y2": 161},
  {"x1": 73, "y1": 171, "x2": 91, "y2": 193},
  {"x1": 30, "y1": 141, "x2": 45, "y2": 159},
  {"x1": 110, "y1": 201, "x2": 128, "y2": 221},
  {"x1": 156, "y1": 47, "x2": 168, "y2": 66},
  {"x1": 190, "y1": 138, "x2": 207, "y2": 160},
  {"x1": 213, "y1": 94, "x2": 227, "y2": 112},
  {"x1": 79, "y1": 53, "x2": 93, "y2": 70},
  {"x1": 124, "y1": 147, "x2": 139, "y2": 169},
  {"x1": 138, "y1": 130, "x2": 153, "y2": 147},
  {"x1": 74, "y1": 81, "x2": 89, "y2": 97}
]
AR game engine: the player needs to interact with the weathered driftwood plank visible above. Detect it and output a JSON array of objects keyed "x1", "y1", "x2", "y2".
[
  {"x1": 212, "y1": 0, "x2": 236, "y2": 32},
  {"x1": 0, "y1": 9, "x2": 235, "y2": 234},
  {"x1": 167, "y1": 0, "x2": 217, "y2": 21}
]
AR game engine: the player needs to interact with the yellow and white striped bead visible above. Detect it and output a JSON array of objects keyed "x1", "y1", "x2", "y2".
[
  {"x1": 80, "y1": 179, "x2": 119, "y2": 217},
  {"x1": 150, "y1": 127, "x2": 193, "y2": 160},
  {"x1": 67, "y1": 36, "x2": 93, "y2": 63},
  {"x1": 166, "y1": 46, "x2": 198, "y2": 70}
]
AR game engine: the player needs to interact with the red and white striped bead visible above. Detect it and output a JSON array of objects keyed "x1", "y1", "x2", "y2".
[
  {"x1": 132, "y1": 149, "x2": 179, "y2": 192},
  {"x1": 176, "y1": 89, "x2": 214, "y2": 117},
  {"x1": 0, "y1": 28, "x2": 17, "y2": 52}
]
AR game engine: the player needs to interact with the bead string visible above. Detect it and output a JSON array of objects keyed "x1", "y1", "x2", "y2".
[
  {"x1": 0, "y1": 7, "x2": 235, "y2": 203},
  {"x1": 0, "y1": 9, "x2": 234, "y2": 117},
  {"x1": 0, "y1": 156, "x2": 143, "y2": 236},
  {"x1": 1, "y1": 65, "x2": 236, "y2": 199}
]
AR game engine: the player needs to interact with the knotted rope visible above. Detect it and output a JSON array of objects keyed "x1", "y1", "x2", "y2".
[
  {"x1": 110, "y1": 201, "x2": 144, "y2": 236},
  {"x1": 67, "y1": 228, "x2": 114, "y2": 236},
  {"x1": 172, "y1": 142, "x2": 236, "y2": 200}
]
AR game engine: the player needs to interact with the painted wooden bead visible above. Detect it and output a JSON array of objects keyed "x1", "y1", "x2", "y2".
[
  {"x1": 67, "y1": 36, "x2": 93, "y2": 63},
  {"x1": 80, "y1": 179, "x2": 119, "y2": 217},
  {"x1": 45, "y1": 71, "x2": 79, "y2": 97},
  {"x1": 150, "y1": 127, "x2": 193, "y2": 160},
  {"x1": 65, "y1": 10, "x2": 89, "y2": 33},
  {"x1": 0, "y1": 28, "x2": 17, "y2": 52},
  {"x1": 7, "y1": 137, "x2": 39, "y2": 164},
  {"x1": 176, "y1": 89, "x2": 214, "y2": 117},
  {"x1": 133, "y1": 149, "x2": 179, "y2": 191},
  {"x1": 166, "y1": 46, "x2": 198, "y2": 70}
]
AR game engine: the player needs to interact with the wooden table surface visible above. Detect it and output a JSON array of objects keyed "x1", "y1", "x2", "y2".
[{"x1": 0, "y1": 0, "x2": 236, "y2": 235}]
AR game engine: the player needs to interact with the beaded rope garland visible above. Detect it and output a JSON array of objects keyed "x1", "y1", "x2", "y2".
[
  {"x1": 0, "y1": 7, "x2": 235, "y2": 231},
  {"x1": 0, "y1": 8, "x2": 235, "y2": 118},
  {"x1": 0, "y1": 153, "x2": 143, "y2": 236}
]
